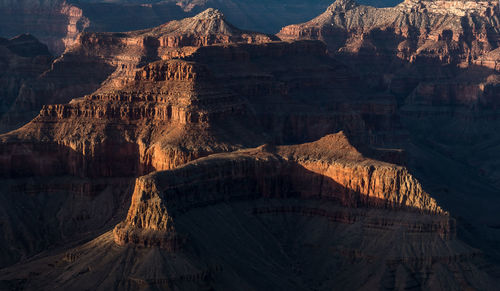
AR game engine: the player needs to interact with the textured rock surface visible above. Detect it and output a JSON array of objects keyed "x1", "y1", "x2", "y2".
[
  {"x1": 0, "y1": 9, "x2": 274, "y2": 134},
  {"x1": 277, "y1": 2, "x2": 500, "y2": 286},
  {"x1": 0, "y1": 0, "x2": 89, "y2": 54},
  {"x1": 114, "y1": 133, "x2": 445, "y2": 249},
  {"x1": 1, "y1": 3, "x2": 500, "y2": 289},
  {"x1": 0, "y1": 52, "x2": 263, "y2": 268},
  {"x1": 278, "y1": 0, "x2": 499, "y2": 65},
  {"x1": 2, "y1": 134, "x2": 495, "y2": 290},
  {"x1": 0, "y1": 34, "x2": 53, "y2": 133}
]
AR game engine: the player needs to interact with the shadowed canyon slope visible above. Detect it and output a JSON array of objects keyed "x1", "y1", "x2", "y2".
[
  {"x1": 0, "y1": 34, "x2": 53, "y2": 133},
  {"x1": 0, "y1": 1, "x2": 500, "y2": 291},
  {"x1": 0, "y1": 13, "x2": 402, "y2": 270},
  {"x1": 0, "y1": 0, "x2": 405, "y2": 55},
  {"x1": 0, "y1": 8, "x2": 275, "y2": 134},
  {"x1": 5, "y1": 134, "x2": 494, "y2": 291},
  {"x1": 278, "y1": 0, "x2": 500, "y2": 287}
]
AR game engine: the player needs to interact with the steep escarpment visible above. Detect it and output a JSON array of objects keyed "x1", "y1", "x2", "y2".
[
  {"x1": 70, "y1": 8, "x2": 276, "y2": 90},
  {"x1": 114, "y1": 133, "x2": 444, "y2": 249},
  {"x1": 277, "y1": 133, "x2": 441, "y2": 211},
  {"x1": 0, "y1": 58, "x2": 263, "y2": 178},
  {"x1": 278, "y1": 0, "x2": 499, "y2": 65},
  {"x1": 0, "y1": 36, "x2": 410, "y2": 269},
  {"x1": 277, "y1": 0, "x2": 500, "y2": 110},
  {"x1": 187, "y1": 41, "x2": 404, "y2": 146},
  {"x1": 0, "y1": 133, "x2": 494, "y2": 290},
  {"x1": 0, "y1": 0, "x2": 89, "y2": 54},
  {"x1": 276, "y1": 0, "x2": 500, "y2": 151},
  {"x1": 0, "y1": 9, "x2": 275, "y2": 134},
  {"x1": 0, "y1": 56, "x2": 264, "y2": 268},
  {"x1": 0, "y1": 34, "x2": 53, "y2": 133},
  {"x1": 277, "y1": 1, "x2": 500, "y2": 283},
  {"x1": 62, "y1": 133, "x2": 496, "y2": 291}
]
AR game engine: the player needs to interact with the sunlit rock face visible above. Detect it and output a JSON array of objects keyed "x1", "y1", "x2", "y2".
[
  {"x1": 114, "y1": 133, "x2": 445, "y2": 251},
  {"x1": 0, "y1": 3, "x2": 499, "y2": 290},
  {"x1": 0, "y1": 0, "x2": 404, "y2": 56},
  {"x1": 0, "y1": 9, "x2": 276, "y2": 134},
  {"x1": 278, "y1": 0, "x2": 499, "y2": 66},
  {"x1": 0, "y1": 0, "x2": 89, "y2": 54},
  {"x1": 277, "y1": 0, "x2": 500, "y2": 128},
  {"x1": 3, "y1": 134, "x2": 490, "y2": 291}
]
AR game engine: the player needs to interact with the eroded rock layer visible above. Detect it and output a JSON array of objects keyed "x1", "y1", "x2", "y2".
[
  {"x1": 114, "y1": 133, "x2": 445, "y2": 249},
  {"x1": 0, "y1": 9, "x2": 275, "y2": 134},
  {"x1": 278, "y1": 0, "x2": 499, "y2": 66},
  {"x1": 0, "y1": 0, "x2": 89, "y2": 54},
  {"x1": 0, "y1": 34, "x2": 53, "y2": 133},
  {"x1": 277, "y1": 0, "x2": 500, "y2": 116}
]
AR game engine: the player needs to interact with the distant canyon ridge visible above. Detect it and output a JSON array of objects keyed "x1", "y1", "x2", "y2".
[{"x1": 0, "y1": 0, "x2": 402, "y2": 54}]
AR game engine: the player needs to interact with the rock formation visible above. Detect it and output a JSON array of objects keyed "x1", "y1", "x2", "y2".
[
  {"x1": 277, "y1": 2, "x2": 500, "y2": 288},
  {"x1": 0, "y1": 0, "x2": 89, "y2": 54},
  {"x1": 0, "y1": 3, "x2": 499, "y2": 290},
  {"x1": 0, "y1": 36, "x2": 404, "y2": 273},
  {"x1": 0, "y1": 0, "x2": 330, "y2": 55},
  {"x1": 0, "y1": 9, "x2": 275, "y2": 134},
  {"x1": 278, "y1": 0, "x2": 499, "y2": 66},
  {"x1": 2, "y1": 134, "x2": 494, "y2": 290},
  {"x1": 0, "y1": 34, "x2": 53, "y2": 133},
  {"x1": 276, "y1": 0, "x2": 500, "y2": 142},
  {"x1": 114, "y1": 132, "x2": 445, "y2": 250}
]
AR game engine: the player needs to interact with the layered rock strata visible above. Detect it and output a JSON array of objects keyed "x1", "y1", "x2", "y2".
[
  {"x1": 0, "y1": 57, "x2": 262, "y2": 178},
  {"x1": 114, "y1": 132, "x2": 445, "y2": 248},
  {"x1": 0, "y1": 55, "x2": 263, "y2": 267},
  {"x1": 187, "y1": 40, "x2": 404, "y2": 146},
  {"x1": 0, "y1": 9, "x2": 275, "y2": 134},
  {"x1": 0, "y1": 34, "x2": 53, "y2": 133},
  {"x1": 0, "y1": 0, "x2": 89, "y2": 54},
  {"x1": 278, "y1": 0, "x2": 500, "y2": 66},
  {"x1": 276, "y1": 0, "x2": 500, "y2": 143}
]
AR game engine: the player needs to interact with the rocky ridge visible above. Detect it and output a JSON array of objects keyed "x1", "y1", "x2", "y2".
[
  {"x1": 0, "y1": 36, "x2": 406, "y2": 273},
  {"x1": 2, "y1": 133, "x2": 490, "y2": 291},
  {"x1": 0, "y1": 3, "x2": 499, "y2": 290},
  {"x1": 278, "y1": 0, "x2": 499, "y2": 66},
  {"x1": 0, "y1": 0, "x2": 89, "y2": 54},
  {"x1": 0, "y1": 9, "x2": 275, "y2": 134},
  {"x1": 0, "y1": 34, "x2": 53, "y2": 133},
  {"x1": 114, "y1": 132, "x2": 445, "y2": 249}
]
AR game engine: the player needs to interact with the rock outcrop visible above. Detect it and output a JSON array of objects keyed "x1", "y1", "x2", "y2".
[
  {"x1": 0, "y1": 132, "x2": 493, "y2": 290},
  {"x1": 114, "y1": 132, "x2": 444, "y2": 249},
  {"x1": 278, "y1": 0, "x2": 499, "y2": 66},
  {"x1": 0, "y1": 9, "x2": 274, "y2": 134},
  {"x1": 0, "y1": 0, "x2": 89, "y2": 54},
  {"x1": 0, "y1": 57, "x2": 263, "y2": 178},
  {"x1": 0, "y1": 52, "x2": 263, "y2": 268},
  {"x1": 276, "y1": 0, "x2": 500, "y2": 140},
  {"x1": 0, "y1": 34, "x2": 53, "y2": 133},
  {"x1": 1, "y1": 4, "x2": 499, "y2": 289}
]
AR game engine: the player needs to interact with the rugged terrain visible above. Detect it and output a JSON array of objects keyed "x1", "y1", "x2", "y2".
[
  {"x1": 0, "y1": 0, "x2": 89, "y2": 54},
  {"x1": 278, "y1": 0, "x2": 500, "y2": 286},
  {"x1": 0, "y1": 34, "x2": 53, "y2": 133},
  {"x1": 4, "y1": 134, "x2": 493, "y2": 291},
  {"x1": 0, "y1": 1, "x2": 499, "y2": 290},
  {"x1": 0, "y1": 9, "x2": 274, "y2": 134},
  {"x1": 0, "y1": 0, "x2": 403, "y2": 55}
]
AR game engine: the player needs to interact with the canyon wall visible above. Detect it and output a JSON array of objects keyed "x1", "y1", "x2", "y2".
[
  {"x1": 114, "y1": 133, "x2": 445, "y2": 249},
  {"x1": 0, "y1": 0, "x2": 89, "y2": 54},
  {"x1": 0, "y1": 9, "x2": 275, "y2": 134},
  {"x1": 0, "y1": 34, "x2": 54, "y2": 133},
  {"x1": 278, "y1": 0, "x2": 499, "y2": 65}
]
